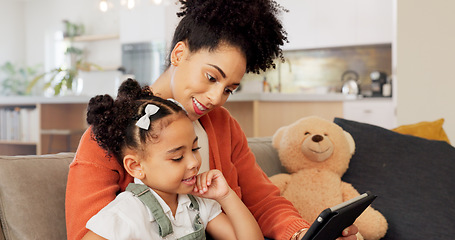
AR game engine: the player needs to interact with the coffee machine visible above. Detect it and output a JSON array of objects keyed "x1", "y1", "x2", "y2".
[{"x1": 370, "y1": 71, "x2": 391, "y2": 97}]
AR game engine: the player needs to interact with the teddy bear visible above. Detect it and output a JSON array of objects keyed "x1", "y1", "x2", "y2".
[{"x1": 269, "y1": 116, "x2": 387, "y2": 240}]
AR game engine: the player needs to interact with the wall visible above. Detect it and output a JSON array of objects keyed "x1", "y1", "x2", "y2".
[
  {"x1": 278, "y1": 0, "x2": 393, "y2": 50},
  {"x1": 23, "y1": 0, "x2": 121, "y2": 68},
  {"x1": 396, "y1": 0, "x2": 455, "y2": 142},
  {"x1": 0, "y1": 1, "x2": 25, "y2": 66},
  {"x1": 15, "y1": 0, "x2": 178, "y2": 72},
  {"x1": 119, "y1": 2, "x2": 179, "y2": 47}
]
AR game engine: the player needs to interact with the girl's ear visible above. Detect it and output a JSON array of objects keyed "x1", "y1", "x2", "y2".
[
  {"x1": 170, "y1": 41, "x2": 187, "y2": 66},
  {"x1": 124, "y1": 155, "x2": 144, "y2": 179}
]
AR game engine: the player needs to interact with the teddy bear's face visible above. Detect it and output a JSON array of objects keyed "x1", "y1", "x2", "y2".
[
  {"x1": 272, "y1": 116, "x2": 355, "y2": 176},
  {"x1": 301, "y1": 131, "x2": 334, "y2": 162}
]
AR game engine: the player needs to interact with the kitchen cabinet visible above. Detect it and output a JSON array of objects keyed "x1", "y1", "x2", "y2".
[
  {"x1": 225, "y1": 101, "x2": 344, "y2": 137},
  {"x1": 0, "y1": 97, "x2": 89, "y2": 156},
  {"x1": 224, "y1": 94, "x2": 395, "y2": 138},
  {"x1": 279, "y1": 0, "x2": 393, "y2": 50},
  {"x1": 223, "y1": 93, "x2": 350, "y2": 137},
  {"x1": 343, "y1": 98, "x2": 396, "y2": 129}
]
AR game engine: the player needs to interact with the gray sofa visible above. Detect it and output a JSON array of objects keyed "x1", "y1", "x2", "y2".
[
  {"x1": 1, "y1": 118, "x2": 455, "y2": 240},
  {"x1": 0, "y1": 137, "x2": 283, "y2": 240}
]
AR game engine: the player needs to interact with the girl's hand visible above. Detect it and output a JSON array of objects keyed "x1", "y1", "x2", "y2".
[{"x1": 193, "y1": 170, "x2": 230, "y2": 201}]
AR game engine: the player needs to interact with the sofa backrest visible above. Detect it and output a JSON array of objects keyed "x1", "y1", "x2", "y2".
[
  {"x1": 0, "y1": 138, "x2": 284, "y2": 240},
  {"x1": 247, "y1": 137, "x2": 286, "y2": 177},
  {"x1": 0, "y1": 153, "x2": 74, "y2": 240}
]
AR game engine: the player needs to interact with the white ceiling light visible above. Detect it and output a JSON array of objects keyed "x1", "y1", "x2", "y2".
[
  {"x1": 99, "y1": 0, "x2": 108, "y2": 12},
  {"x1": 127, "y1": 0, "x2": 135, "y2": 9},
  {"x1": 100, "y1": 0, "x2": 168, "y2": 12}
]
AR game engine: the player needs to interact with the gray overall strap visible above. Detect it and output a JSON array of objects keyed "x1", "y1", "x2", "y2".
[
  {"x1": 126, "y1": 183, "x2": 174, "y2": 237},
  {"x1": 187, "y1": 194, "x2": 199, "y2": 211},
  {"x1": 177, "y1": 195, "x2": 206, "y2": 240}
]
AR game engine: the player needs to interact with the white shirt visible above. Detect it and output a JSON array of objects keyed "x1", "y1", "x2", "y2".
[
  {"x1": 86, "y1": 179, "x2": 222, "y2": 240},
  {"x1": 193, "y1": 120, "x2": 210, "y2": 173}
]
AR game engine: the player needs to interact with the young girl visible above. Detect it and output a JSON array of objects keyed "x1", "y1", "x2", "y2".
[{"x1": 81, "y1": 78, "x2": 262, "y2": 240}]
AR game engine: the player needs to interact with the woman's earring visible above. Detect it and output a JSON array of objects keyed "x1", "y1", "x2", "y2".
[{"x1": 171, "y1": 57, "x2": 181, "y2": 66}]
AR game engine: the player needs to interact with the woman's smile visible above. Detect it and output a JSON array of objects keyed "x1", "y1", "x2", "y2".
[{"x1": 192, "y1": 97, "x2": 208, "y2": 115}]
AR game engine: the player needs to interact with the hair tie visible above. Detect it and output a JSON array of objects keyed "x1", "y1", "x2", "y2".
[{"x1": 135, "y1": 104, "x2": 160, "y2": 130}]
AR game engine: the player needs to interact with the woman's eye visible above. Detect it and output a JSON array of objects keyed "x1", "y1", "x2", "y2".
[
  {"x1": 224, "y1": 87, "x2": 234, "y2": 95},
  {"x1": 192, "y1": 147, "x2": 201, "y2": 152},
  {"x1": 206, "y1": 73, "x2": 216, "y2": 82}
]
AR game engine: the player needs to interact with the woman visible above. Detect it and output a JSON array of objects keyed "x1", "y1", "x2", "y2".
[{"x1": 65, "y1": 0, "x2": 359, "y2": 239}]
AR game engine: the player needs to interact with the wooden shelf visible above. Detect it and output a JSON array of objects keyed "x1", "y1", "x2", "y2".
[
  {"x1": 81, "y1": 65, "x2": 121, "y2": 72},
  {"x1": 66, "y1": 34, "x2": 119, "y2": 42},
  {"x1": 0, "y1": 101, "x2": 88, "y2": 156},
  {"x1": 41, "y1": 129, "x2": 86, "y2": 135},
  {"x1": 0, "y1": 140, "x2": 37, "y2": 145}
]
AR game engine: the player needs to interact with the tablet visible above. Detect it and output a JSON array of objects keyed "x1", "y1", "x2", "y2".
[{"x1": 301, "y1": 191, "x2": 376, "y2": 240}]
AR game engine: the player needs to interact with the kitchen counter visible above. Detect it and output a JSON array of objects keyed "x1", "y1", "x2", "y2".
[
  {"x1": 224, "y1": 93, "x2": 394, "y2": 137},
  {"x1": 1, "y1": 94, "x2": 393, "y2": 138},
  {"x1": 224, "y1": 93, "x2": 355, "y2": 137},
  {"x1": 0, "y1": 96, "x2": 91, "y2": 105},
  {"x1": 1, "y1": 92, "x2": 359, "y2": 105},
  {"x1": 228, "y1": 92, "x2": 359, "y2": 102}
]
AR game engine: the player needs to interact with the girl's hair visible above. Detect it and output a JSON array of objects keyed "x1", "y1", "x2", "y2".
[
  {"x1": 168, "y1": 0, "x2": 288, "y2": 74},
  {"x1": 86, "y1": 78, "x2": 186, "y2": 163}
]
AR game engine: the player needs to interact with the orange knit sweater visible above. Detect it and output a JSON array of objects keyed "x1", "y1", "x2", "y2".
[{"x1": 65, "y1": 107, "x2": 309, "y2": 240}]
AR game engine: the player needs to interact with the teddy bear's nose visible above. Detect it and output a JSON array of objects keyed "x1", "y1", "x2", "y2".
[{"x1": 312, "y1": 135, "x2": 324, "y2": 142}]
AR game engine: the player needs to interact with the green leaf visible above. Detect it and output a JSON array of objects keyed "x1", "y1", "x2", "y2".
[
  {"x1": 54, "y1": 81, "x2": 63, "y2": 96},
  {"x1": 26, "y1": 72, "x2": 47, "y2": 93}
]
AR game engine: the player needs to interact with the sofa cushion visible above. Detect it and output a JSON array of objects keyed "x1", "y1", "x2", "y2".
[
  {"x1": 334, "y1": 118, "x2": 455, "y2": 240},
  {"x1": 247, "y1": 137, "x2": 286, "y2": 177},
  {"x1": 392, "y1": 118, "x2": 451, "y2": 144},
  {"x1": 0, "y1": 153, "x2": 74, "y2": 240}
]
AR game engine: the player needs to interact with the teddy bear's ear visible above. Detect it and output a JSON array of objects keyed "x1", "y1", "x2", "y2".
[
  {"x1": 344, "y1": 130, "x2": 356, "y2": 155},
  {"x1": 272, "y1": 126, "x2": 286, "y2": 150}
]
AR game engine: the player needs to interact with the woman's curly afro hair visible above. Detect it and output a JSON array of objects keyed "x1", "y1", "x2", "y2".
[
  {"x1": 86, "y1": 78, "x2": 186, "y2": 163},
  {"x1": 169, "y1": 0, "x2": 288, "y2": 74}
]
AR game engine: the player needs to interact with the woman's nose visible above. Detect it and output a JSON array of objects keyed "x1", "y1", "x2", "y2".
[{"x1": 207, "y1": 85, "x2": 225, "y2": 107}]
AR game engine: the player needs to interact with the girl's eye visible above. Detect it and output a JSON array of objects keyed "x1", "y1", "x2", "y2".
[
  {"x1": 304, "y1": 132, "x2": 310, "y2": 135},
  {"x1": 206, "y1": 73, "x2": 216, "y2": 82},
  {"x1": 192, "y1": 147, "x2": 201, "y2": 152},
  {"x1": 171, "y1": 156, "x2": 183, "y2": 162}
]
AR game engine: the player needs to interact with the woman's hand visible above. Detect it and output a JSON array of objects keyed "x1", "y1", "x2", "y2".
[
  {"x1": 337, "y1": 225, "x2": 359, "y2": 240},
  {"x1": 295, "y1": 225, "x2": 359, "y2": 240},
  {"x1": 192, "y1": 169, "x2": 230, "y2": 201}
]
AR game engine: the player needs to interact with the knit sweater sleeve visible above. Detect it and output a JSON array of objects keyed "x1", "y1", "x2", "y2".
[
  {"x1": 65, "y1": 127, "x2": 133, "y2": 240},
  {"x1": 202, "y1": 108, "x2": 310, "y2": 240}
]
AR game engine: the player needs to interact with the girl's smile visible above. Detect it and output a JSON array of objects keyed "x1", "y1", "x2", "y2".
[{"x1": 182, "y1": 175, "x2": 197, "y2": 185}]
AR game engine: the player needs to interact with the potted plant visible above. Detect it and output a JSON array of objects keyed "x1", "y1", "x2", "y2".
[
  {"x1": 0, "y1": 62, "x2": 40, "y2": 96},
  {"x1": 27, "y1": 20, "x2": 101, "y2": 96}
]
